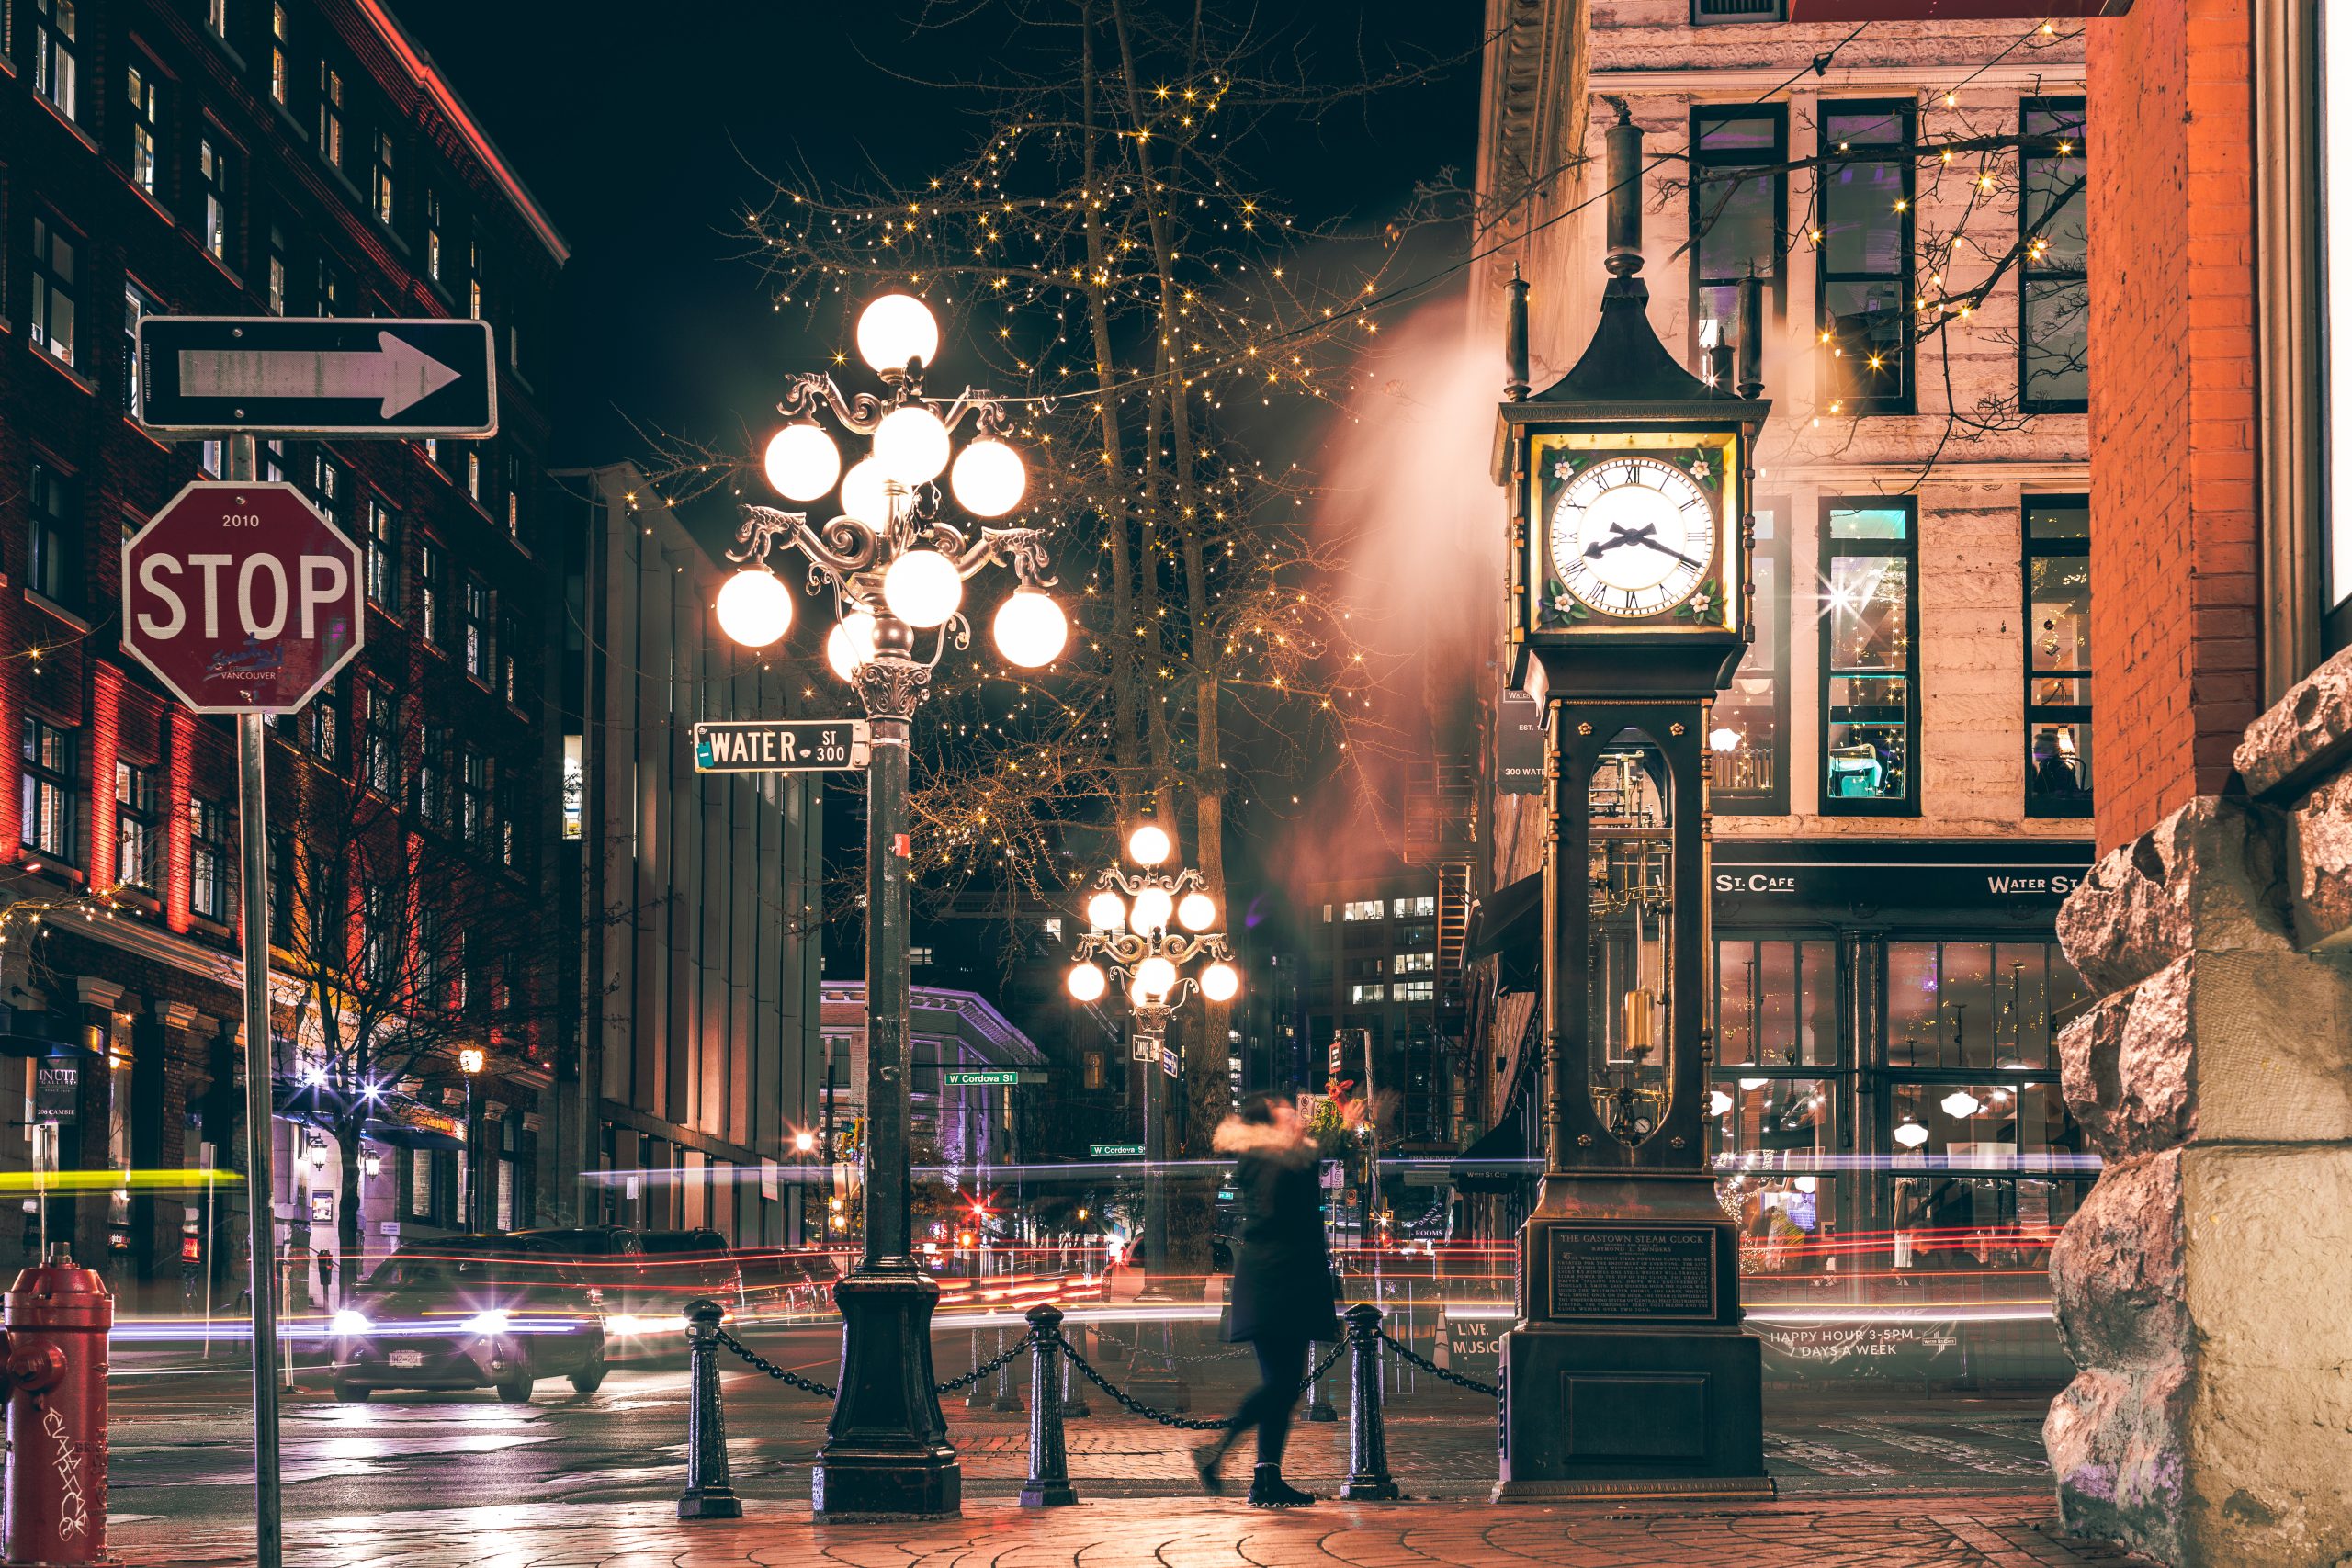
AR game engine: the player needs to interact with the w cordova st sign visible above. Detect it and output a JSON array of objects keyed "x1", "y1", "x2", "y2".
[{"x1": 119, "y1": 480, "x2": 364, "y2": 714}]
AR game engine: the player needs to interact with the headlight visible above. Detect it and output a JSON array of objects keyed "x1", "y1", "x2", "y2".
[
  {"x1": 607, "y1": 1314, "x2": 678, "y2": 1337},
  {"x1": 462, "y1": 1310, "x2": 511, "y2": 1337},
  {"x1": 330, "y1": 1309, "x2": 373, "y2": 1337}
]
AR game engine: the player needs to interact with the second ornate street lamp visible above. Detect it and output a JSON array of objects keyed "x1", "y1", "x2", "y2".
[
  {"x1": 719, "y1": 292, "x2": 1069, "y2": 1517},
  {"x1": 1065, "y1": 823, "x2": 1239, "y2": 1277}
]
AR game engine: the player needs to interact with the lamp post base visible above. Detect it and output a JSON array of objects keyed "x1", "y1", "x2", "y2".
[{"x1": 811, "y1": 1270, "x2": 962, "y2": 1518}]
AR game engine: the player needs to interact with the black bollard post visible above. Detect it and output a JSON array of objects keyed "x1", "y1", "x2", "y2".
[
  {"x1": 1339, "y1": 1303, "x2": 1399, "y2": 1501},
  {"x1": 678, "y1": 1298, "x2": 744, "y2": 1519},
  {"x1": 1060, "y1": 1318, "x2": 1092, "y2": 1418},
  {"x1": 1020, "y1": 1304, "x2": 1077, "y2": 1506}
]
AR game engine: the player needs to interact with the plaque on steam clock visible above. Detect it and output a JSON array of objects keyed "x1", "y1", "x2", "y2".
[{"x1": 1544, "y1": 1224, "x2": 1718, "y2": 1322}]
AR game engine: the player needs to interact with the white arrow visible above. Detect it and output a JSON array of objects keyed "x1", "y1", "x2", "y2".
[{"x1": 177, "y1": 331, "x2": 462, "y2": 417}]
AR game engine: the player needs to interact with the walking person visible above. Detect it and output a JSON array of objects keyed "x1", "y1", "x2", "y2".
[{"x1": 1193, "y1": 1092, "x2": 1338, "y2": 1507}]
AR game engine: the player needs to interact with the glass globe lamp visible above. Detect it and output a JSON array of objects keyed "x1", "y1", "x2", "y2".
[
  {"x1": 1126, "y1": 824, "x2": 1171, "y2": 866},
  {"x1": 1128, "y1": 887, "x2": 1173, "y2": 935},
  {"x1": 715, "y1": 567, "x2": 793, "y2": 649},
  {"x1": 1200, "y1": 962, "x2": 1238, "y2": 1002},
  {"x1": 855, "y1": 293, "x2": 940, "y2": 375},
  {"x1": 950, "y1": 439, "x2": 1025, "y2": 517},
  {"x1": 873, "y1": 406, "x2": 952, "y2": 486},
  {"x1": 1067, "y1": 963, "x2": 1108, "y2": 1003},
  {"x1": 827, "y1": 610, "x2": 878, "y2": 682},
  {"x1": 763, "y1": 423, "x2": 842, "y2": 502},
  {"x1": 1176, "y1": 892, "x2": 1216, "y2": 932},
  {"x1": 1136, "y1": 954, "x2": 1177, "y2": 997},
  {"x1": 1085, "y1": 891, "x2": 1126, "y2": 931},
  {"x1": 882, "y1": 548, "x2": 964, "y2": 629},
  {"x1": 1939, "y1": 1089, "x2": 1983, "y2": 1120},
  {"x1": 1893, "y1": 1120, "x2": 1931, "y2": 1150},
  {"x1": 840, "y1": 458, "x2": 894, "y2": 526},
  {"x1": 992, "y1": 591, "x2": 1067, "y2": 669}
]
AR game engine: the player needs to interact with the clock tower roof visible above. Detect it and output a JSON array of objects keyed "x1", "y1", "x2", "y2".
[{"x1": 1510, "y1": 274, "x2": 1771, "y2": 427}]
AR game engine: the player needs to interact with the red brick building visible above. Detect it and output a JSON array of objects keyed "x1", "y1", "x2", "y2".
[{"x1": 0, "y1": 0, "x2": 565, "y2": 1308}]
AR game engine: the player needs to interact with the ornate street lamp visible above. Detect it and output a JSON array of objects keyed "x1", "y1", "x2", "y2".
[
  {"x1": 720, "y1": 292, "x2": 1068, "y2": 1518},
  {"x1": 1065, "y1": 823, "x2": 1238, "y2": 1276}
]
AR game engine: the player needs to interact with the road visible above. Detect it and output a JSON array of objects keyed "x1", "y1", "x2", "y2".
[{"x1": 107, "y1": 1316, "x2": 2066, "y2": 1545}]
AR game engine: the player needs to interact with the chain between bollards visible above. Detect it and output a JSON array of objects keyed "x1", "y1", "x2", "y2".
[
  {"x1": 678, "y1": 1299, "x2": 743, "y2": 1520},
  {"x1": 1020, "y1": 1303, "x2": 1078, "y2": 1506},
  {"x1": 1340, "y1": 1303, "x2": 1400, "y2": 1501}
]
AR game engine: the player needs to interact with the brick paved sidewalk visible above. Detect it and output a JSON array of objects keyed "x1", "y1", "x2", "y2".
[{"x1": 113, "y1": 1494, "x2": 2153, "y2": 1568}]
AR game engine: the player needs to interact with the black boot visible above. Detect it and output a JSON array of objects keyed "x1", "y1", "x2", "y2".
[
  {"x1": 1247, "y1": 1464, "x2": 1315, "y2": 1507},
  {"x1": 1193, "y1": 1437, "x2": 1229, "y2": 1495}
]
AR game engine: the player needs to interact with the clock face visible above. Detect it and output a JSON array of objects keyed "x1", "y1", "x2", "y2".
[{"x1": 1548, "y1": 456, "x2": 1718, "y2": 617}]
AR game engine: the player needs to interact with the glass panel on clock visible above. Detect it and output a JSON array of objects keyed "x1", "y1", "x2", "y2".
[{"x1": 1588, "y1": 729, "x2": 1673, "y2": 1145}]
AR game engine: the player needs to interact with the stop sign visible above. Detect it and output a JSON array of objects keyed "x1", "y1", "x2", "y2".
[{"x1": 120, "y1": 480, "x2": 365, "y2": 715}]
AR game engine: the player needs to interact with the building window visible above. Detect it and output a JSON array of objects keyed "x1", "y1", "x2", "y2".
[
  {"x1": 18, "y1": 719, "x2": 78, "y2": 863},
  {"x1": 199, "y1": 440, "x2": 222, "y2": 478},
  {"x1": 1715, "y1": 939, "x2": 1838, "y2": 1067},
  {"x1": 311, "y1": 679, "x2": 341, "y2": 763},
  {"x1": 498, "y1": 609, "x2": 519, "y2": 704},
  {"x1": 365, "y1": 501, "x2": 399, "y2": 611},
  {"x1": 115, "y1": 761, "x2": 158, "y2": 889},
  {"x1": 27, "y1": 462, "x2": 81, "y2": 609},
  {"x1": 409, "y1": 1150, "x2": 436, "y2": 1222},
  {"x1": 419, "y1": 540, "x2": 444, "y2": 645},
  {"x1": 1390, "y1": 895, "x2": 1434, "y2": 918},
  {"x1": 266, "y1": 831, "x2": 293, "y2": 943},
  {"x1": 361, "y1": 682, "x2": 395, "y2": 795},
  {"x1": 127, "y1": 63, "x2": 161, "y2": 196},
  {"x1": 1712, "y1": 501, "x2": 1788, "y2": 811},
  {"x1": 122, "y1": 279, "x2": 161, "y2": 414},
  {"x1": 207, "y1": 0, "x2": 226, "y2": 40},
  {"x1": 190, "y1": 797, "x2": 230, "y2": 920},
  {"x1": 314, "y1": 257, "x2": 345, "y2": 316},
  {"x1": 1395, "y1": 979, "x2": 1434, "y2": 1002},
  {"x1": 416, "y1": 907, "x2": 442, "y2": 1005},
  {"x1": 1692, "y1": 0, "x2": 1782, "y2": 18},
  {"x1": 505, "y1": 453, "x2": 524, "y2": 540},
  {"x1": 1819, "y1": 500, "x2": 1918, "y2": 813},
  {"x1": 467, "y1": 450, "x2": 481, "y2": 502},
  {"x1": 268, "y1": 2, "x2": 287, "y2": 103},
  {"x1": 1815, "y1": 101, "x2": 1914, "y2": 415},
  {"x1": 1688, "y1": 106, "x2": 1784, "y2": 361},
  {"x1": 197, "y1": 138, "x2": 232, "y2": 263},
  {"x1": 459, "y1": 750, "x2": 489, "y2": 847},
  {"x1": 30, "y1": 215, "x2": 76, "y2": 368},
  {"x1": 2020, "y1": 98, "x2": 2088, "y2": 412},
  {"x1": 309, "y1": 451, "x2": 343, "y2": 531},
  {"x1": 424, "y1": 190, "x2": 442, "y2": 281},
  {"x1": 908, "y1": 946, "x2": 933, "y2": 967},
  {"x1": 32, "y1": 0, "x2": 75, "y2": 120},
  {"x1": 2025, "y1": 498, "x2": 2091, "y2": 817},
  {"x1": 1395, "y1": 951, "x2": 1435, "y2": 974},
  {"x1": 1349, "y1": 983, "x2": 1385, "y2": 1004},
  {"x1": 419, "y1": 725, "x2": 447, "y2": 825},
  {"x1": 371, "y1": 131, "x2": 395, "y2": 227},
  {"x1": 1341, "y1": 899, "x2": 1383, "y2": 922},
  {"x1": 1886, "y1": 940, "x2": 2088, "y2": 1071},
  {"x1": 461, "y1": 576, "x2": 488, "y2": 680},
  {"x1": 316, "y1": 63, "x2": 343, "y2": 167}
]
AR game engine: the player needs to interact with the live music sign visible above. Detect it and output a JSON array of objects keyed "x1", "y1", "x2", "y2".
[{"x1": 119, "y1": 480, "x2": 365, "y2": 715}]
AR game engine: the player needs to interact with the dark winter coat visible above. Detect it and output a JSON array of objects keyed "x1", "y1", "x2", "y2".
[{"x1": 1216, "y1": 1117, "x2": 1340, "y2": 1345}]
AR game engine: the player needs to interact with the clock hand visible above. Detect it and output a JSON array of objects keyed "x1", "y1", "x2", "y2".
[{"x1": 1583, "y1": 523, "x2": 1647, "y2": 559}]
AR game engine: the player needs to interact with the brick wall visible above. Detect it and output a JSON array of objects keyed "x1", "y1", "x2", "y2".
[{"x1": 2088, "y1": 0, "x2": 2260, "y2": 852}]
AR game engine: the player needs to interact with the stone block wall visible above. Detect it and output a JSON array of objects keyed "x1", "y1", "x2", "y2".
[{"x1": 2048, "y1": 649, "x2": 2352, "y2": 1565}]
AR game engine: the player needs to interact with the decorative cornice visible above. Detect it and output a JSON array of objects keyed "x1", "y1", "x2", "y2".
[{"x1": 1587, "y1": 63, "x2": 2085, "y2": 96}]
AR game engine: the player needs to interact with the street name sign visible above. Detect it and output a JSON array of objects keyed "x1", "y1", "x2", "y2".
[
  {"x1": 120, "y1": 481, "x2": 364, "y2": 714},
  {"x1": 1090, "y1": 1143, "x2": 1145, "y2": 1157},
  {"x1": 136, "y1": 315, "x2": 497, "y2": 436},
  {"x1": 944, "y1": 1069, "x2": 1021, "y2": 1088},
  {"x1": 693, "y1": 719, "x2": 869, "y2": 773}
]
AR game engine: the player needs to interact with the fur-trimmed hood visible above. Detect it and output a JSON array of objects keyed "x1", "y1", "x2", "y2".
[{"x1": 1213, "y1": 1115, "x2": 1317, "y2": 1167}]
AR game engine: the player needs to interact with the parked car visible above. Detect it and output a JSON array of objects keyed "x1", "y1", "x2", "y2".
[{"x1": 331, "y1": 1247, "x2": 606, "y2": 1404}]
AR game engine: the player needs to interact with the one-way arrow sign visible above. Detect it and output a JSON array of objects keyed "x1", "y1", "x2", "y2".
[{"x1": 136, "y1": 316, "x2": 497, "y2": 436}]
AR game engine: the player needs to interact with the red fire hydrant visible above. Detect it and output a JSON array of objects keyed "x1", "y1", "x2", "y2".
[{"x1": 2, "y1": 1245, "x2": 112, "y2": 1566}]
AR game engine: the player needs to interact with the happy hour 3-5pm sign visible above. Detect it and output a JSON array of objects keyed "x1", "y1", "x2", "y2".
[{"x1": 119, "y1": 481, "x2": 364, "y2": 715}]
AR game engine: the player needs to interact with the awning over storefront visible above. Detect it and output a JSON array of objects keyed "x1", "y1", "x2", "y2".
[
  {"x1": 1449, "y1": 1113, "x2": 1539, "y2": 1195},
  {"x1": 363, "y1": 1097, "x2": 466, "y2": 1152},
  {"x1": 0, "y1": 1009, "x2": 95, "y2": 1058},
  {"x1": 1464, "y1": 870, "x2": 1543, "y2": 994}
]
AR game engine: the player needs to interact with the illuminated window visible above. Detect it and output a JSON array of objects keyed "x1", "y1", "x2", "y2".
[
  {"x1": 1819, "y1": 499, "x2": 1917, "y2": 813},
  {"x1": 18, "y1": 719, "x2": 78, "y2": 862},
  {"x1": 2024, "y1": 498, "x2": 2091, "y2": 817},
  {"x1": 2019, "y1": 99, "x2": 2088, "y2": 412},
  {"x1": 1395, "y1": 951, "x2": 1435, "y2": 974},
  {"x1": 268, "y1": 3, "x2": 287, "y2": 103},
  {"x1": 1349, "y1": 983, "x2": 1385, "y2": 1003},
  {"x1": 32, "y1": 0, "x2": 75, "y2": 121},
  {"x1": 372, "y1": 131, "x2": 396, "y2": 227},
  {"x1": 1711, "y1": 502, "x2": 1787, "y2": 812},
  {"x1": 190, "y1": 798, "x2": 230, "y2": 920},
  {"x1": 1815, "y1": 102, "x2": 1914, "y2": 415},
  {"x1": 1688, "y1": 106, "x2": 1784, "y2": 363},
  {"x1": 1395, "y1": 979, "x2": 1434, "y2": 1002},
  {"x1": 197, "y1": 138, "x2": 232, "y2": 263},
  {"x1": 30, "y1": 215, "x2": 76, "y2": 367},
  {"x1": 27, "y1": 461, "x2": 81, "y2": 607},
  {"x1": 127, "y1": 63, "x2": 160, "y2": 195},
  {"x1": 122, "y1": 279, "x2": 160, "y2": 414},
  {"x1": 316, "y1": 63, "x2": 343, "y2": 167},
  {"x1": 365, "y1": 501, "x2": 400, "y2": 611},
  {"x1": 1342, "y1": 899, "x2": 1383, "y2": 921}
]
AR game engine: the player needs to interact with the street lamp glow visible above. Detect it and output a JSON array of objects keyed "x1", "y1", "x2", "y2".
[
  {"x1": 1085, "y1": 890, "x2": 1127, "y2": 931},
  {"x1": 991, "y1": 591, "x2": 1068, "y2": 669},
  {"x1": 1129, "y1": 886, "x2": 1173, "y2": 935},
  {"x1": 873, "y1": 406, "x2": 953, "y2": 486},
  {"x1": 855, "y1": 292, "x2": 940, "y2": 375},
  {"x1": 1176, "y1": 891, "x2": 1217, "y2": 932},
  {"x1": 763, "y1": 423, "x2": 842, "y2": 502},
  {"x1": 1136, "y1": 954, "x2": 1178, "y2": 997},
  {"x1": 1067, "y1": 962, "x2": 1108, "y2": 1002},
  {"x1": 840, "y1": 457, "x2": 894, "y2": 526},
  {"x1": 950, "y1": 439, "x2": 1026, "y2": 517},
  {"x1": 827, "y1": 610, "x2": 878, "y2": 682},
  {"x1": 1200, "y1": 961, "x2": 1238, "y2": 1002},
  {"x1": 715, "y1": 567, "x2": 794, "y2": 649},
  {"x1": 882, "y1": 548, "x2": 964, "y2": 628},
  {"x1": 793, "y1": 1130, "x2": 818, "y2": 1154},
  {"x1": 1126, "y1": 823, "x2": 1171, "y2": 866},
  {"x1": 458, "y1": 1046, "x2": 485, "y2": 1076}
]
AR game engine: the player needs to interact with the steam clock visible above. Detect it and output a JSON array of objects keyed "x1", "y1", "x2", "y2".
[{"x1": 1490, "y1": 110, "x2": 1772, "y2": 1500}]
